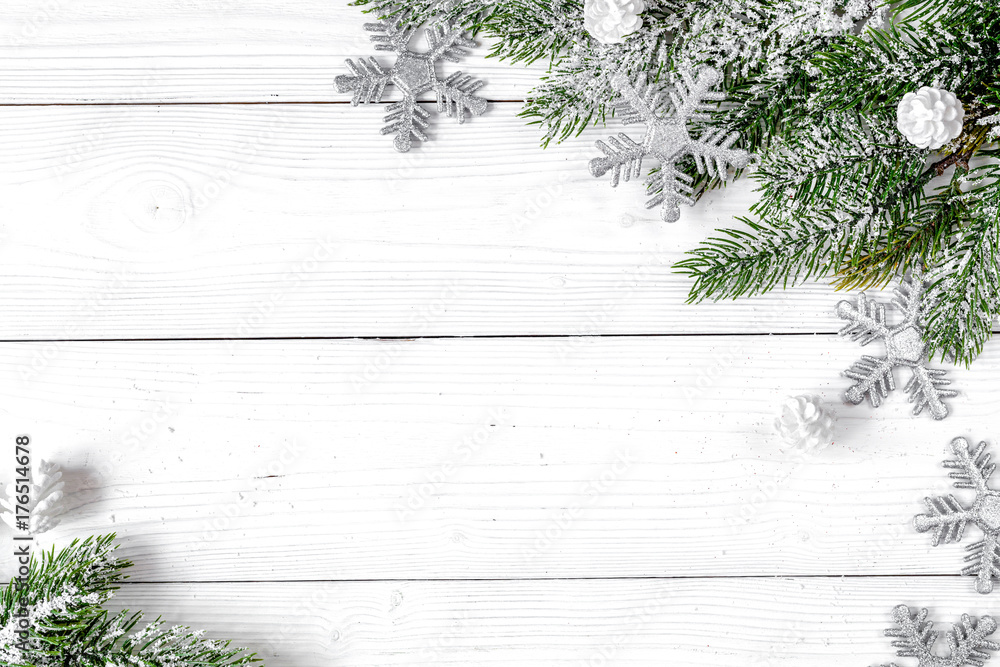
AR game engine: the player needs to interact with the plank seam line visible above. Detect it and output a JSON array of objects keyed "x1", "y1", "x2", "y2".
[
  {"x1": 0, "y1": 332, "x2": 845, "y2": 344},
  {"x1": 0, "y1": 99, "x2": 528, "y2": 108},
  {"x1": 114, "y1": 573, "x2": 970, "y2": 585}
]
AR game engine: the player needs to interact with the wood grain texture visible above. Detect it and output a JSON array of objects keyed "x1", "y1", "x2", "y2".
[
  {"x1": 0, "y1": 1, "x2": 543, "y2": 103},
  {"x1": 98, "y1": 577, "x2": 1000, "y2": 666},
  {"x1": 5, "y1": 4, "x2": 999, "y2": 661},
  {"x1": 0, "y1": 101, "x2": 922, "y2": 339},
  {"x1": 1, "y1": 337, "x2": 995, "y2": 581}
]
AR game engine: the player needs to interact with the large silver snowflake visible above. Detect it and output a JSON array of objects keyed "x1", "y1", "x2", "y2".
[
  {"x1": 836, "y1": 270, "x2": 957, "y2": 420},
  {"x1": 872, "y1": 604, "x2": 998, "y2": 666},
  {"x1": 915, "y1": 437, "x2": 1000, "y2": 594},
  {"x1": 588, "y1": 66, "x2": 751, "y2": 222},
  {"x1": 335, "y1": 13, "x2": 488, "y2": 152}
]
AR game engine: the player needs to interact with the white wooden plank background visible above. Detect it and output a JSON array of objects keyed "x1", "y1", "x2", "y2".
[
  {"x1": 0, "y1": 104, "x2": 851, "y2": 339},
  {"x1": 0, "y1": 338, "x2": 997, "y2": 581},
  {"x1": 0, "y1": 1, "x2": 544, "y2": 103},
  {"x1": 97, "y1": 579, "x2": 1000, "y2": 666},
  {"x1": 1, "y1": 1, "x2": 997, "y2": 665}
]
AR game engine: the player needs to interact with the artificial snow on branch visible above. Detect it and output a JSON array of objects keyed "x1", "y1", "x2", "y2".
[
  {"x1": 0, "y1": 535, "x2": 260, "y2": 667},
  {"x1": 351, "y1": 0, "x2": 999, "y2": 365}
]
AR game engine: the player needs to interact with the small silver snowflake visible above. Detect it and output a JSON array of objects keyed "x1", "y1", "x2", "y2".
[
  {"x1": 836, "y1": 269, "x2": 957, "y2": 420},
  {"x1": 335, "y1": 12, "x2": 488, "y2": 152},
  {"x1": 872, "y1": 604, "x2": 999, "y2": 667},
  {"x1": 915, "y1": 437, "x2": 1000, "y2": 594},
  {"x1": 588, "y1": 66, "x2": 751, "y2": 222}
]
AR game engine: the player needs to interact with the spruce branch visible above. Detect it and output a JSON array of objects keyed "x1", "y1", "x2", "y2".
[
  {"x1": 931, "y1": 112, "x2": 998, "y2": 176},
  {"x1": 832, "y1": 192, "x2": 959, "y2": 292},
  {"x1": 0, "y1": 534, "x2": 260, "y2": 667},
  {"x1": 674, "y1": 215, "x2": 850, "y2": 300},
  {"x1": 345, "y1": 0, "x2": 1000, "y2": 363},
  {"x1": 923, "y1": 155, "x2": 1000, "y2": 366}
]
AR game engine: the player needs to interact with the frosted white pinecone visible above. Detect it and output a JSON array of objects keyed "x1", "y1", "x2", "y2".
[
  {"x1": 774, "y1": 396, "x2": 835, "y2": 452},
  {"x1": 584, "y1": 0, "x2": 646, "y2": 45},
  {"x1": 1, "y1": 459, "x2": 67, "y2": 535},
  {"x1": 897, "y1": 87, "x2": 965, "y2": 150}
]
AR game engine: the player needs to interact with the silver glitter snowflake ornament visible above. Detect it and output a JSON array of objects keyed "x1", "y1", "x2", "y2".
[
  {"x1": 589, "y1": 66, "x2": 751, "y2": 222},
  {"x1": 872, "y1": 604, "x2": 999, "y2": 666},
  {"x1": 914, "y1": 437, "x2": 1000, "y2": 594},
  {"x1": 335, "y1": 12, "x2": 488, "y2": 152},
  {"x1": 836, "y1": 269, "x2": 956, "y2": 420}
]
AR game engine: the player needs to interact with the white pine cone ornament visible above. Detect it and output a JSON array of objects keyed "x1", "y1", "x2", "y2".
[
  {"x1": 774, "y1": 395, "x2": 835, "y2": 452},
  {"x1": 897, "y1": 87, "x2": 965, "y2": 150},
  {"x1": 1, "y1": 459, "x2": 67, "y2": 535},
  {"x1": 584, "y1": 0, "x2": 646, "y2": 45}
]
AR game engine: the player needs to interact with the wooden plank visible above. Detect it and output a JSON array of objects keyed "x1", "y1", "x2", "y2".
[
  {"x1": 1, "y1": 336, "x2": 996, "y2": 580},
  {"x1": 95, "y1": 577, "x2": 1000, "y2": 666},
  {"x1": 0, "y1": 1, "x2": 543, "y2": 104},
  {"x1": 0, "y1": 101, "x2": 897, "y2": 338}
]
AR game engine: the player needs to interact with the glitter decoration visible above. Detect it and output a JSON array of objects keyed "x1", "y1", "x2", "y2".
[
  {"x1": 836, "y1": 269, "x2": 957, "y2": 420},
  {"x1": 589, "y1": 66, "x2": 751, "y2": 222},
  {"x1": 1, "y1": 459, "x2": 67, "y2": 535},
  {"x1": 773, "y1": 395, "x2": 834, "y2": 452},
  {"x1": 914, "y1": 437, "x2": 1000, "y2": 594},
  {"x1": 873, "y1": 604, "x2": 999, "y2": 666},
  {"x1": 897, "y1": 86, "x2": 965, "y2": 150},
  {"x1": 335, "y1": 11, "x2": 488, "y2": 152}
]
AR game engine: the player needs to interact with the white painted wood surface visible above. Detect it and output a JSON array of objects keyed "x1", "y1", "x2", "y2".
[
  {"x1": 0, "y1": 103, "x2": 852, "y2": 339},
  {"x1": 1, "y1": 2, "x2": 997, "y2": 665},
  {"x1": 99, "y1": 578, "x2": 1000, "y2": 666}
]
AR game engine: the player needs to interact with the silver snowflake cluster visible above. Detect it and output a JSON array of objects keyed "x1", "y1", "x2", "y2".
[
  {"x1": 872, "y1": 604, "x2": 999, "y2": 667},
  {"x1": 336, "y1": 12, "x2": 488, "y2": 152},
  {"x1": 836, "y1": 270, "x2": 957, "y2": 420},
  {"x1": 914, "y1": 437, "x2": 1000, "y2": 594},
  {"x1": 588, "y1": 66, "x2": 751, "y2": 222}
]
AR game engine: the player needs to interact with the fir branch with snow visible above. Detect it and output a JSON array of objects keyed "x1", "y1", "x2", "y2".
[
  {"x1": 0, "y1": 534, "x2": 259, "y2": 667},
  {"x1": 674, "y1": 0, "x2": 999, "y2": 365},
  {"x1": 351, "y1": 0, "x2": 999, "y2": 364}
]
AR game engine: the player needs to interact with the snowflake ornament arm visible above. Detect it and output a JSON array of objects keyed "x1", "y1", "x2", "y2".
[
  {"x1": 383, "y1": 98, "x2": 431, "y2": 150},
  {"x1": 837, "y1": 289, "x2": 894, "y2": 408},
  {"x1": 877, "y1": 604, "x2": 999, "y2": 667},
  {"x1": 884, "y1": 605, "x2": 939, "y2": 665},
  {"x1": 434, "y1": 71, "x2": 487, "y2": 122},
  {"x1": 589, "y1": 67, "x2": 751, "y2": 223},
  {"x1": 424, "y1": 22, "x2": 487, "y2": 121},
  {"x1": 337, "y1": 56, "x2": 391, "y2": 106},
  {"x1": 336, "y1": 11, "x2": 488, "y2": 153},
  {"x1": 915, "y1": 494, "x2": 973, "y2": 546},
  {"x1": 336, "y1": 17, "x2": 409, "y2": 105},
  {"x1": 915, "y1": 438, "x2": 1000, "y2": 594},
  {"x1": 836, "y1": 271, "x2": 957, "y2": 420}
]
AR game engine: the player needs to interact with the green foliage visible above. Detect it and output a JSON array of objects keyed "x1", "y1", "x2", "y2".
[
  {"x1": 924, "y1": 151, "x2": 1000, "y2": 363},
  {"x1": 0, "y1": 535, "x2": 259, "y2": 667},
  {"x1": 678, "y1": 0, "x2": 1000, "y2": 364},
  {"x1": 347, "y1": 0, "x2": 1000, "y2": 363}
]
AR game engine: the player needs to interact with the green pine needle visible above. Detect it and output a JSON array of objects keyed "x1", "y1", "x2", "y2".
[{"x1": 1, "y1": 534, "x2": 260, "y2": 667}]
